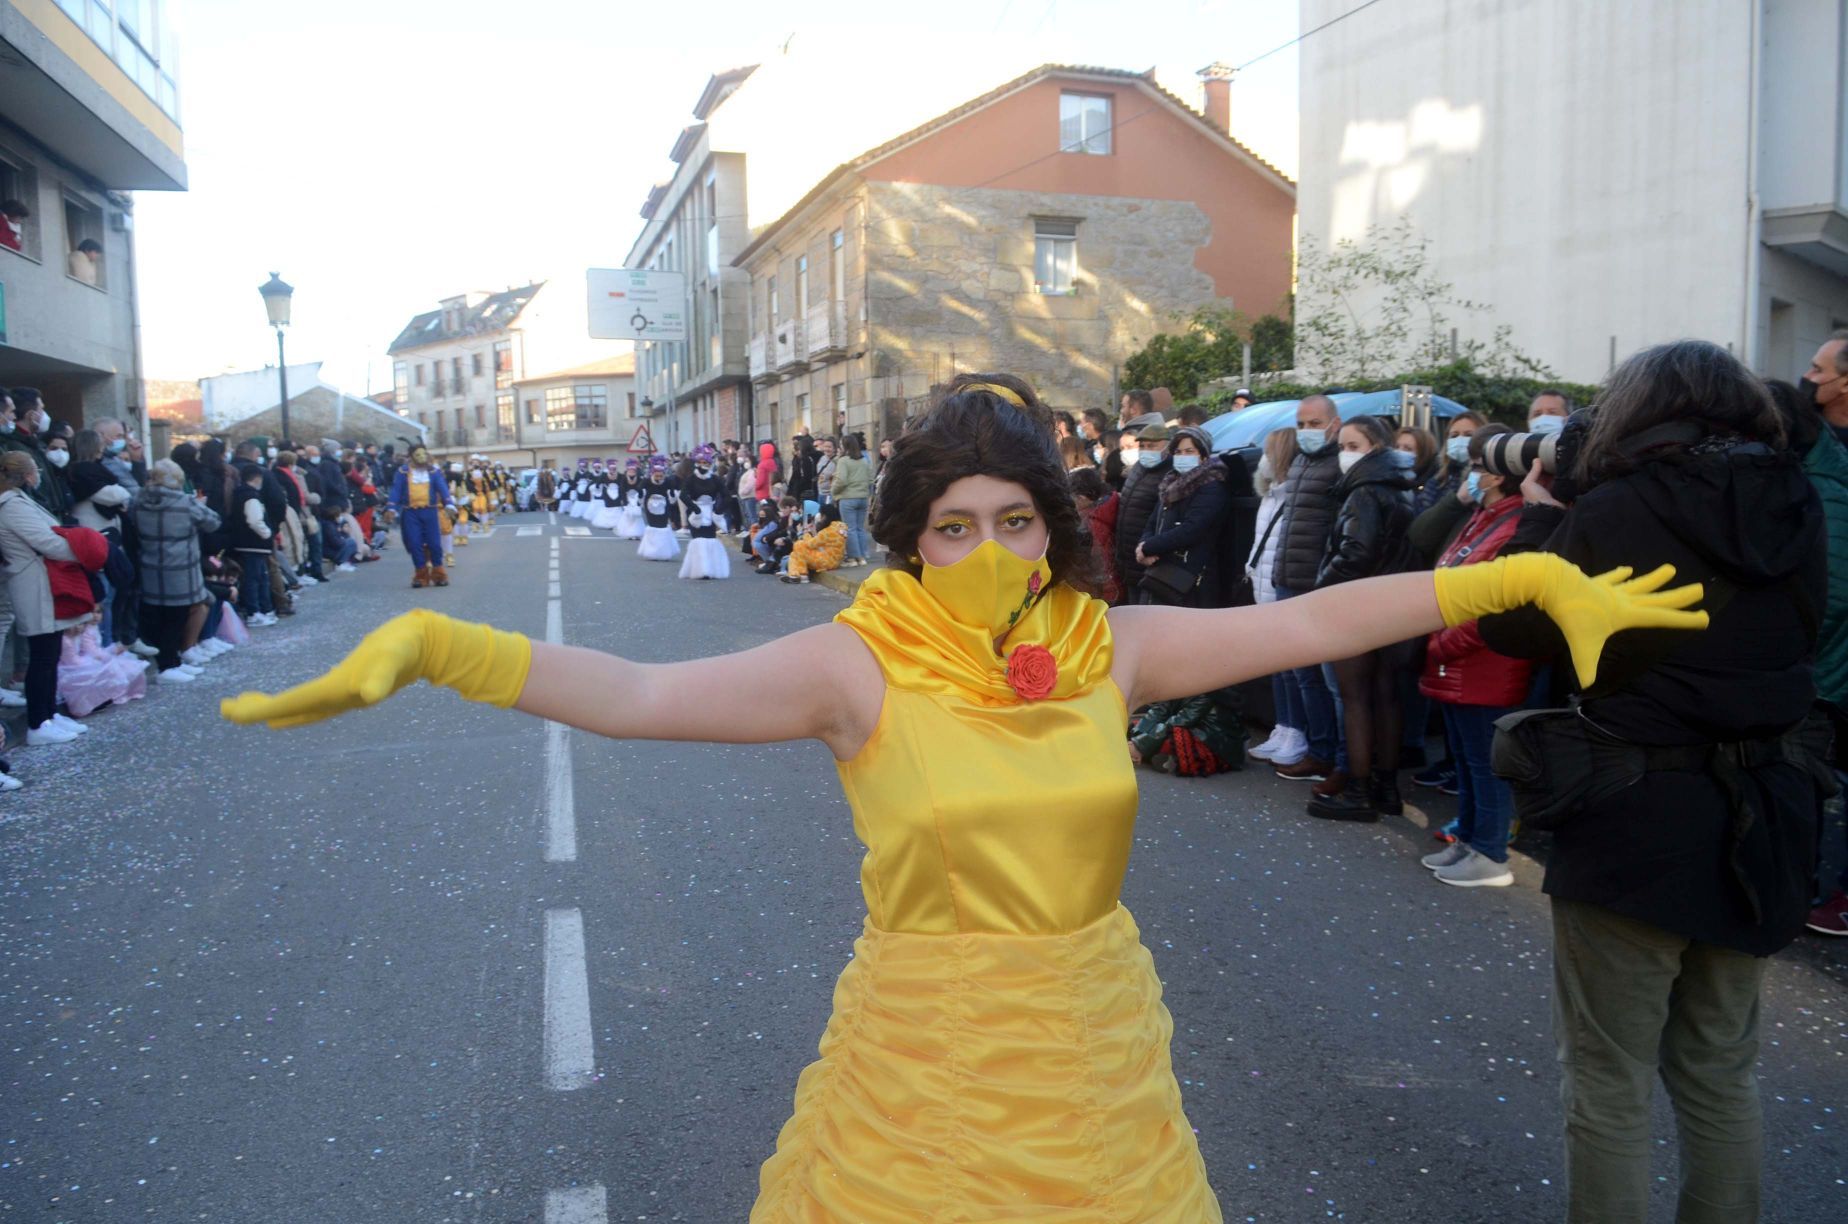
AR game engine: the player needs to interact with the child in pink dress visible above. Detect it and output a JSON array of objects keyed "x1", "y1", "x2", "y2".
[{"x1": 58, "y1": 621, "x2": 149, "y2": 717}]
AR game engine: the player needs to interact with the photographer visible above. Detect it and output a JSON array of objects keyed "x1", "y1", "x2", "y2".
[{"x1": 1478, "y1": 340, "x2": 1829, "y2": 1222}]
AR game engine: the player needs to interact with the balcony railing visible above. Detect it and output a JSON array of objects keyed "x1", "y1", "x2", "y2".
[
  {"x1": 748, "y1": 333, "x2": 770, "y2": 382},
  {"x1": 435, "y1": 428, "x2": 471, "y2": 448},
  {"x1": 774, "y1": 318, "x2": 807, "y2": 372},
  {"x1": 805, "y1": 300, "x2": 848, "y2": 361}
]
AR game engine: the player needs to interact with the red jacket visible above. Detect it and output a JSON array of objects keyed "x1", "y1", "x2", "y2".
[
  {"x1": 48, "y1": 525, "x2": 108, "y2": 619},
  {"x1": 1087, "y1": 492, "x2": 1121, "y2": 603},
  {"x1": 1419, "y1": 496, "x2": 1534, "y2": 708}
]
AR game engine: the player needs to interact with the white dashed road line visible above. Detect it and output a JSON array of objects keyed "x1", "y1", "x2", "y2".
[
  {"x1": 544, "y1": 1184, "x2": 608, "y2": 1223},
  {"x1": 543, "y1": 908, "x2": 596, "y2": 1091}
]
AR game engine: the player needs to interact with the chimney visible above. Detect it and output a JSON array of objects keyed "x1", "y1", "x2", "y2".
[{"x1": 1198, "y1": 61, "x2": 1234, "y2": 133}]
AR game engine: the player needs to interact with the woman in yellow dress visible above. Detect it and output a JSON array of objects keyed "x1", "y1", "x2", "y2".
[{"x1": 220, "y1": 374, "x2": 1705, "y2": 1221}]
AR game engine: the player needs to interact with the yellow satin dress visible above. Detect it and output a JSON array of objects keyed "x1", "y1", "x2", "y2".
[{"x1": 751, "y1": 570, "x2": 1222, "y2": 1222}]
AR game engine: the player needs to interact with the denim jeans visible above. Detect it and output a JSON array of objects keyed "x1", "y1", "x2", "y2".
[
  {"x1": 303, "y1": 527, "x2": 326, "y2": 580},
  {"x1": 838, "y1": 497, "x2": 870, "y2": 560},
  {"x1": 1552, "y1": 898, "x2": 1765, "y2": 1223},
  {"x1": 753, "y1": 534, "x2": 777, "y2": 563},
  {"x1": 739, "y1": 496, "x2": 758, "y2": 532},
  {"x1": 237, "y1": 553, "x2": 274, "y2": 616},
  {"x1": 1320, "y1": 661, "x2": 1349, "y2": 772},
  {"x1": 1272, "y1": 587, "x2": 1339, "y2": 763},
  {"x1": 1270, "y1": 667, "x2": 1306, "y2": 732},
  {"x1": 329, "y1": 531, "x2": 358, "y2": 566},
  {"x1": 96, "y1": 570, "x2": 115, "y2": 647},
  {"x1": 1442, "y1": 702, "x2": 1514, "y2": 860}
]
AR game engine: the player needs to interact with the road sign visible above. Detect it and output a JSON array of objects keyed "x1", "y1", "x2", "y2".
[
  {"x1": 626, "y1": 423, "x2": 656, "y2": 454},
  {"x1": 587, "y1": 268, "x2": 686, "y2": 341}
]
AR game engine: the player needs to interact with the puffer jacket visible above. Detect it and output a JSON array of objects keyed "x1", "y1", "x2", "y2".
[
  {"x1": 1802, "y1": 427, "x2": 1848, "y2": 705},
  {"x1": 1112, "y1": 457, "x2": 1169, "y2": 600},
  {"x1": 1269, "y1": 447, "x2": 1342, "y2": 592},
  {"x1": 133, "y1": 484, "x2": 220, "y2": 606},
  {"x1": 1316, "y1": 448, "x2": 1414, "y2": 588},
  {"x1": 1248, "y1": 486, "x2": 1287, "y2": 604},
  {"x1": 1419, "y1": 495, "x2": 1531, "y2": 707}
]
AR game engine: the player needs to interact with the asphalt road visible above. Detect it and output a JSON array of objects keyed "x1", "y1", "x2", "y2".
[{"x1": 1, "y1": 509, "x2": 1842, "y2": 1223}]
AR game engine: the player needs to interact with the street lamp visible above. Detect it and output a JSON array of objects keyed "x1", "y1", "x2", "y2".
[{"x1": 258, "y1": 272, "x2": 294, "y2": 446}]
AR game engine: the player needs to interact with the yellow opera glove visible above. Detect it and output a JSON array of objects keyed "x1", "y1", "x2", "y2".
[
  {"x1": 218, "y1": 609, "x2": 532, "y2": 730},
  {"x1": 1432, "y1": 553, "x2": 1709, "y2": 689}
]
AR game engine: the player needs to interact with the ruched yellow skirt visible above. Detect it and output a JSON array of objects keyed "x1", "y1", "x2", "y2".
[{"x1": 752, "y1": 905, "x2": 1221, "y2": 1222}]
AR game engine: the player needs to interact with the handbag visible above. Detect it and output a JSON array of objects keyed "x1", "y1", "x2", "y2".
[{"x1": 1138, "y1": 553, "x2": 1201, "y2": 605}]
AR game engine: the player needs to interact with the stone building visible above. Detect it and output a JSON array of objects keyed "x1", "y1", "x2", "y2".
[
  {"x1": 0, "y1": 0, "x2": 186, "y2": 432},
  {"x1": 508, "y1": 353, "x2": 640, "y2": 472},
  {"x1": 734, "y1": 63, "x2": 1295, "y2": 442}
]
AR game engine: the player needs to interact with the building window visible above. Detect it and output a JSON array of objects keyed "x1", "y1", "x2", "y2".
[
  {"x1": 525, "y1": 397, "x2": 540, "y2": 425},
  {"x1": 1034, "y1": 219, "x2": 1078, "y2": 295},
  {"x1": 796, "y1": 255, "x2": 809, "y2": 318},
  {"x1": 0, "y1": 150, "x2": 40, "y2": 260},
  {"x1": 61, "y1": 196, "x2": 105, "y2": 288},
  {"x1": 474, "y1": 403, "x2": 486, "y2": 428},
  {"x1": 1059, "y1": 92, "x2": 1112, "y2": 155},
  {"x1": 832, "y1": 382, "x2": 846, "y2": 430},
  {"x1": 627, "y1": 390, "x2": 637, "y2": 415},
  {"x1": 497, "y1": 390, "x2": 515, "y2": 434},
  {"x1": 831, "y1": 229, "x2": 844, "y2": 302},
  {"x1": 394, "y1": 362, "x2": 410, "y2": 406},
  {"x1": 414, "y1": 364, "x2": 425, "y2": 388},
  {"x1": 472, "y1": 352, "x2": 484, "y2": 377},
  {"x1": 545, "y1": 384, "x2": 607, "y2": 432},
  {"x1": 795, "y1": 391, "x2": 810, "y2": 433},
  {"x1": 768, "y1": 274, "x2": 778, "y2": 322},
  {"x1": 493, "y1": 339, "x2": 514, "y2": 388},
  {"x1": 452, "y1": 356, "x2": 464, "y2": 388}
]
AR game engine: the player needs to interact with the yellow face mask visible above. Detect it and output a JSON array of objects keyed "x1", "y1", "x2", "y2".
[{"x1": 920, "y1": 538, "x2": 1051, "y2": 652}]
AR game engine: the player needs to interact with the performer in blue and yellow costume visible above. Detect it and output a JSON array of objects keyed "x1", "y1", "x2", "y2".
[
  {"x1": 221, "y1": 374, "x2": 1708, "y2": 1221},
  {"x1": 387, "y1": 444, "x2": 455, "y2": 589}
]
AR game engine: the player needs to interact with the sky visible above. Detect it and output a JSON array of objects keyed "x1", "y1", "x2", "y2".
[{"x1": 133, "y1": 0, "x2": 1300, "y2": 397}]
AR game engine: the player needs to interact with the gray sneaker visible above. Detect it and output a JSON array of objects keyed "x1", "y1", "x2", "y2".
[
  {"x1": 1421, "y1": 842, "x2": 1470, "y2": 872},
  {"x1": 1434, "y1": 847, "x2": 1514, "y2": 888}
]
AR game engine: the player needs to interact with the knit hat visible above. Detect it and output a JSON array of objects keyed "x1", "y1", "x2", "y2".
[{"x1": 1168, "y1": 425, "x2": 1214, "y2": 458}]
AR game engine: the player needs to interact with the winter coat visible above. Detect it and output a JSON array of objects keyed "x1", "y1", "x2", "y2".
[
  {"x1": 1248, "y1": 485, "x2": 1288, "y2": 605},
  {"x1": 785, "y1": 447, "x2": 818, "y2": 504},
  {"x1": 1480, "y1": 442, "x2": 1826, "y2": 956},
  {"x1": 0, "y1": 487, "x2": 81, "y2": 635},
  {"x1": 1418, "y1": 496, "x2": 1532, "y2": 707},
  {"x1": 1268, "y1": 447, "x2": 1342, "y2": 593},
  {"x1": 132, "y1": 484, "x2": 219, "y2": 607},
  {"x1": 755, "y1": 444, "x2": 778, "y2": 501},
  {"x1": 1112, "y1": 457, "x2": 1170, "y2": 601},
  {"x1": 1316, "y1": 448, "x2": 1415, "y2": 588},
  {"x1": 1409, "y1": 461, "x2": 1461, "y2": 519},
  {"x1": 307, "y1": 457, "x2": 349, "y2": 516},
  {"x1": 1138, "y1": 458, "x2": 1233, "y2": 608},
  {"x1": 830, "y1": 455, "x2": 872, "y2": 502},
  {"x1": 1128, "y1": 686, "x2": 1246, "y2": 775},
  {"x1": 1086, "y1": 492, "x2": 1121, "y2": 603},
  {"x1": 229, "y1": 484, "x2": 273, "y2": 554},
  {"x1": 67, "y1": 459, "x2": 130, "y2": 534},
  {"x1": 1801, "y1": 427, "x2": 1848, "y2": 705},
  {"x1": 0, "y1": 434, "x2": 65, "y2": 516}
]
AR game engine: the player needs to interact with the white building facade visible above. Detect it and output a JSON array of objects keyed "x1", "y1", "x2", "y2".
[{"x1": 1297, "y1": 0, "x2": 1848, "y2": 384}]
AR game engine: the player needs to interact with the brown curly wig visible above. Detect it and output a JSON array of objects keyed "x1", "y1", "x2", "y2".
[{"x1": 871, "y1": 372, "x2": 1102, "y2": 595}]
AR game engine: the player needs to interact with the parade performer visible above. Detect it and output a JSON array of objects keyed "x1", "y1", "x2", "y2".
[
  {"x1": 574, "y1": 465, "x2": 595, "y2": 519},
  {"x1": 677, "y1": 445, "x2": 731, "y2": 580},
  {"x1": 386, "y1": 444, "x2": 454, "y2": 588},
  {"x1": 635, "y1": 455, "x2": 680, "y2": 562},
  {"x1": 614, "y1": 459, "x2": 646, "y2": 539},
  {"x1": 537, "y1": 466, "x2": 558, "y2": 513},
  {"x1": 222, "y1": 375, "x2": 1706, "y2": 1222},
  {"x1": 590, "y1": 460, "x2": 624, "y2": 532}
]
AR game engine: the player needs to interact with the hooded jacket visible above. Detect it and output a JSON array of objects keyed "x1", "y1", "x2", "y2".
[
  {"x1": 1800, "y1": 427, "x2": 1848, "y2": 705},
  {"x1": 1268, "y1": 445, "x2": 1342, "y2": 593},
  {"x1": 1480, "y1": 442, "x2": 1826, "y2": 954},
  {"x1": 1315, "y1": 447, "x2": 1414, "y2": 588},
  {"x1": 1112, "y1": 455, "x2": 1170, "y2": 600}
]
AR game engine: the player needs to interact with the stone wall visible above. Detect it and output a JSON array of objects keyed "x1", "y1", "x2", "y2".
[{"x1": 862, "y1": 182, "x2": 1224, "y2": 411}]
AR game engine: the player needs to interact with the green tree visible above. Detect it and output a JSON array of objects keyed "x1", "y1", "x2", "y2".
[{"x1": 1122, "y1": 303, "x2": 1293, "y2": 399}]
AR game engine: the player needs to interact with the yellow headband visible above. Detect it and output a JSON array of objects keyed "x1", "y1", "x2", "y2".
[{"x1": 958, "y1": 381, "x2": 1026, "y2": 409}]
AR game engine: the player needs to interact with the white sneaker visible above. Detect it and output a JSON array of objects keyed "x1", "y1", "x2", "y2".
[
  {"x1": 0, "y1": 773, "x2": 21, "y2": 791},
  {"x1": 52, "y1": 713, "x2": 88, "y2": 735},
  {"x1": 198, "y1": 639, "x2": 229, "y2": 657},
  {"x1": 1267, "y1": 728, "x2": 1310, "y2": 767},
  {"x1": 1247, "y1": 726, "x2": 1290, "y2": 761},
  {"x1": 297, "y1": 575, "x2": 319, "y2": 586},
  {"x1": 181, "y1": 646, "x2": 212, "y2": 667},
  {"x1": 158, "y1": 666, "x2": 197, "y2": 683},
  {"x1": 336, "y1": 563, "x2": 357, "y2": 574},
  {"x1": 128, "y1": 640, "x2": 160, "y2": 659},
  {"x1": 26, "y1": 722, "x2": 77, "y2": 745},
  {"x1": 0, "y1": 688, "x2": 24, "y2": 708}
]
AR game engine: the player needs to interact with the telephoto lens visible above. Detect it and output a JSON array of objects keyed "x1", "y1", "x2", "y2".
[{"x1": 1480, "y1": 429, "x2": 1559, "y2": 479}]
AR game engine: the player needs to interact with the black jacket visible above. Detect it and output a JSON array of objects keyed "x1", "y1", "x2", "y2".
[
  {"x1": 1480, "y1": 443, "x2": 1826, "y2": 955},
  {"x1": 1316, "y1": 448, "x2": 1414, "y2": 587},
  {"x1": 228, "y1": 484, "x2": 272, "y2": 554},
  {"x1": 1113, "y1": 458, "x2": 1169, "y2": 599},
  {"x1": 233, "y1": 459, "x2": 287, "y2": 531},
  {"x1": 1269, "y1": 448, "x2": 1342, "y2": 592},
  {"x1": 1138, "y1": 460, "x2": 1233, "y2": 608},
  {"x1": 308, "y1": 457, "x2": 349, "y2": 516}
]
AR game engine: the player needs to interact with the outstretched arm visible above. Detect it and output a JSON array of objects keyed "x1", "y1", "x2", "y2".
[
  {"x1": 1111, "y1": 556, "x2": 1708, "y2": 711},
  {"x1": 220, "y1": 611, "x2": 886, "y2": 760}
]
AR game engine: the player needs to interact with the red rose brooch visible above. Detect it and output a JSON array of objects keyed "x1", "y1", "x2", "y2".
[{"x1": 1005, "y1": 643, "x2": 1058, "y2": 701}]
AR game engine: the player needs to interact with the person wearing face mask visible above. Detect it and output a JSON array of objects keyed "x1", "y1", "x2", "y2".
[
  {"x1": 0, "y1": 452, "x2": 85, "y2": 743},
  {"x1": 1526, "y1": 389, "x2": 1572, "y2": 438},
  {"x1": 636, "y1": 454, "x2": 681, "y2": 562},
  {"x1": 677, "y1": 445, "x2": 731, "y2": 580},
  {"x1": 1308, "y1": 414, "x2": 1417, "y2": 820},
  {"x1": 1802, "y1": 328, "x2": 1848, "y2": 448},
  {"x1": 1267, "y1": 395, "x2": 1347, "y2": 782},
  {"x1": 224, "y1": 371, "x2": 1706, "y2": 1219},
  {"x1": 0, "y1": 391, "x2": 65, "y2": 517},
  {"x1": 1109, "y1": 423, "x2": 1172, "y2": 605},
  {"x1": 1133, "y1": 426, "x2": 1232, "y2": 609},
  {"x1": 1417, "y1": 425, "x2": 1532, "y2": 887},
  {"x1": 387, "y1": 445, "x2": 454, "y2": 588}
]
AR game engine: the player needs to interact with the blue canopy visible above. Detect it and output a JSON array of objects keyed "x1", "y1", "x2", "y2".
[{"x1": 1203, "y1": 389, "x2": 1471, "y2": 453}]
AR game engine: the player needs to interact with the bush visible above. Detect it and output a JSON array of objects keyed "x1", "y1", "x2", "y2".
[
  {"x1": 1122, "y1": 303, "x2": 1293, "y2": 400},
  {"x1": 1183, "y1": 359, "x2": 1602, "y2": 428}
]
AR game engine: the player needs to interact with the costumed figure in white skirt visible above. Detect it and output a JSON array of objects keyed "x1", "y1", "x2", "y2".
[
  {"x1": 614, "y1": 459, "x2": 646, "y2": 539},
  {"x1": 591, "y1": 458, "x2": 624, "y2": 531},
  {"x1": 677, "y1": 445, "x2": 732, "y2": 580},
  {"x1": 569, "y1": 467, "x2": 590, "y2": 519},
  {"x1": 635, "y1": 455, "x2": 681, "y2": 561}
]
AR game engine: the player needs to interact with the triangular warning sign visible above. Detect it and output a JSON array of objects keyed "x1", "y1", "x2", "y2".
[{"x1": 626, "y1": 423, "x2": 656, "y2": 454}]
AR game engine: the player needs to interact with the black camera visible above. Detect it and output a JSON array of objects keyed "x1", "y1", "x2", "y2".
[{"x1": 1478, "y1": 409, "x2": 1596, "y2": 503}]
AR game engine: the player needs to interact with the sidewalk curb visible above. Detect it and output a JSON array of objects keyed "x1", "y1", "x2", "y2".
[{"x1": 814, "y1": 570, "x2": 864, "y2": 598}]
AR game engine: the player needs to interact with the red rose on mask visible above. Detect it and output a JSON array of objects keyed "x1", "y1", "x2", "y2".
[{"x1": 1005, "y1": 643, "x2": 1058, "y2": 701}]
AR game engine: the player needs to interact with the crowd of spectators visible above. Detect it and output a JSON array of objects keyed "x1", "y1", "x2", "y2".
[{"x1": 0, "y1": 399, "x2": 404, "y2": 776}]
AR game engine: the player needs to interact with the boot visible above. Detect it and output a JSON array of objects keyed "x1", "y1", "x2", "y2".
[
  {"x1": 431, "y1": 566, "x2": 449, "y2": 587},
  {"x1": 1307, "y1": 777, "x2": 1380, "y2": 822},
  {"x1": 412, "y1": 565, "x2": 429, "y2": 589},
  {"x1": 1369, "y1": 769, "x2": 1404, "y2": 817}
]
